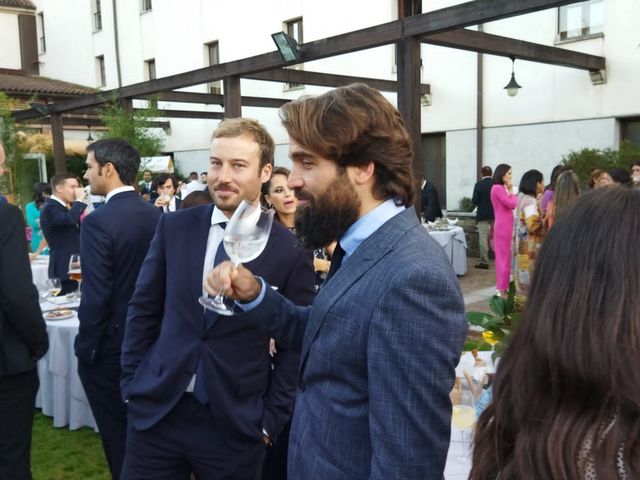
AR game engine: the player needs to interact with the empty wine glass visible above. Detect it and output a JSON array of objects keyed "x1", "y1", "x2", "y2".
[
  {"x1": 198, "y1": 200, "x2": 274, "y2": 316},
  {"x1": 451, "y1": 389, "x2": 476, "y2": 464},
  {"x1": 68, "y1": 254, "x2": 82, "y2": 299}
]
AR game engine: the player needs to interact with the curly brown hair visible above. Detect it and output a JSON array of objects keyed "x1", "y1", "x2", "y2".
[{"x1": 279, "y1": 83, "x2": 415, "y2": 207}]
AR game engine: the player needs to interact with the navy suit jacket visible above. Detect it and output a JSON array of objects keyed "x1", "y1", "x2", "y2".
[
  {"x1": 121, "y1": 205, "x2": 316, "y2": 448},
  {"x1": 39, "y1": 198, "x2": 86, "y2": 281},
  {"x1": 244, "y1": 207, "x2": 468, "y2": 479},
  {"x1": 422, "y1": 180, "x2": 443, "y2": 222},
  {"x1": 75, "y1": 191, "x2": 161, "y2": 365},
  {"x1": 0, "y1": 203, "x2": 48, "y2": 377}
]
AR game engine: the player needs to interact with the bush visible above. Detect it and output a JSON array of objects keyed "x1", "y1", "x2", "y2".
[
  {"x1": 458, "y1": 196, "x2": 475, "y2": 212},
  {"x1": 562, "y1": 141, "x2": 640, "y2": 187}
]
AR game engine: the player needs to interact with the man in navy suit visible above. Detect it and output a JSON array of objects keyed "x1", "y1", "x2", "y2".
[
  {"x1": 75, "y1": 139, "x2": 161, "y2": 479},
  {"x1": 121, "y1": 118, "x2": 316, "y2": 479},
  {"x1": 0, "y1": 143, "x2": 49, "y2": 480},
  {"x1": 150, "y1": 172, "x2": 181, "y2": 212},
  {"x1": 39, "y1": 173, "x2": 88, "y2": 295},
  {"x1": 209, "y1": 84, "x2": 468, "y2": 480}
]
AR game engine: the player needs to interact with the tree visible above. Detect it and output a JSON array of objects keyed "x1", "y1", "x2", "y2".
[
  {"x1": 99, "y1": 100, "x2": 164, "y2": 158},
  {"x1": 561, "y1": 141, "x2": 640, "y2": 186}
]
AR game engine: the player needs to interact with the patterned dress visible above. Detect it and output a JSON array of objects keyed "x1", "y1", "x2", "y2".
[{"x1": 514, "y1": 194, "x2": 545, "y2": 298}]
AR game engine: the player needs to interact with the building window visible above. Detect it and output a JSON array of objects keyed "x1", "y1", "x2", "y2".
[
  {"x1": 96, "y1": 55, "x2": 106, "y2": 87},
  {"x1": 37, "y1": 12, "x2": 46, "y2": 53},
  {"x1": 140, "y1": 0, "x2": 152, "y2": 13},
  {"x1": 205, "y1": 41, "x2": 221, "y2": 95},
  {"x1": 621, "y1": 118, "x2": 640, "y2": 148},
  {"x1": 558, "y1": 0, "x2": 603, "y2": 41},
  {"x1": 284, "y1": 17, "x2": 303, "y2": 90},
  {"x1": 145, "y1": 59, "x2": 156, "y2": 80},
  {"x1": 92, "y1": 0, "x2": 102, "y2": 31}
]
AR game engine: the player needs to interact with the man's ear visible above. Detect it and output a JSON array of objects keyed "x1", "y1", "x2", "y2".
[
  {"x1": 351, "y1": 162, "x2": 375, "y2": 186},
  {"x1": 260, "y1": 163, "x2": 273, "y2": 183}
]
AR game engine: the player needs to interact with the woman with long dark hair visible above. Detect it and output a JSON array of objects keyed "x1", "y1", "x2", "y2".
[
  {"x1": 514, "y1": 169, "x2": 545, "y2": 297},
  {"x1": 547, "y1": 170, "x2": 580, "y2": 228},
  {"x1": 471, "y1": 187, "x2": 640, "y2": 479},
  {"x1": 490, "y1": 164, "x2": 517, "y2": 295}
]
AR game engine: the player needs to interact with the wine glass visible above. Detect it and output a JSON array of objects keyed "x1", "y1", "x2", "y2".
[
  {"x1": 68, "y1": 254, "x2": 82, "y2": 299},
  {"x1": 198, "y1": 200, "x2": 274, "y2": 316},
  {"x1": 451, "y1": 389, "x2": 476, "y2": 464},
  {"x1": 46, "y1": 278, "x2": 61, "y2": 298}
]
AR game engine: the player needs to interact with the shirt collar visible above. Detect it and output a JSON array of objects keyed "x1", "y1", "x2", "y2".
[
  {"x1": 339, "y1": 199, "x2": 405, "y2": 259},
  {"x1": 50, "y1": 195, "x2": 67, "y2": 207},
  {"x1": 105, "y1": 186, "x2": 135, "y2": 203},
  {"x1": 210, "y1": 206, "x2": 230, "y2": 226}
]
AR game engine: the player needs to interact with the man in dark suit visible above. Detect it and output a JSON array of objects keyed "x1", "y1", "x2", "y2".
[
  {"x1": 150, "y1": 172, "x2": 181, "y2": 212},
  {"x1": 0, "y1": 142, "x2": 49, "y2": 480},
  {"x1": 121, "y1": 119, "x2": 316, "y2": 479},
  {"x1": 39, "y1": 173, "x2": 87, "y2": 295},
  {"x1": 209, "y1": 84, "x2": 468, "y2": 479},
  {"x1": 75, "y1": 139, "x2": 162, "y2": 479},
  {"x1": 421, "y1": 175, "x2": 443, "y2": 222},
  {"x1": 472, "y1": 165, "x2": 495, "y2": 269}
]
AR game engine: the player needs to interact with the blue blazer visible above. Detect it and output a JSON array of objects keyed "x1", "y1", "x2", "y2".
[
  {"x1": 121, "y1": 204, "x2": 316, "y2": 448},
  {"x1": 245, "y1": 207, "x2": 468, "y2": 479},
  {"x1": 39, "y1": 199, "x2": 86, "y2": 282},
  {"x1": 75, "y1": 191, "x2": 161, "y2": 364}
]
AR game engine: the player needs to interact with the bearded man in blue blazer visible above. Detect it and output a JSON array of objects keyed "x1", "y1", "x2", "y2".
[
  {"x1": 208, "y1": 84, "x2": 468, "y2": 480},
  {"x1": 75, "y1": 139, "x2": 161, "y2": 479},
  {"x1": 121, "y1": 119, "x2": 316, "y2": 479}
]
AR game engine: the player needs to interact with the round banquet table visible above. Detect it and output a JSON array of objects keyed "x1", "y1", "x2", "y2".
[
  {"x1": 30, "y1": 256, "x2": 49, "y2": 286},
  {"x1": 35, "y1": 308, "x2": 97, "y2": 431},
  {"x1": 424, "y1": 225, "x2": 468, "y2": 276}
]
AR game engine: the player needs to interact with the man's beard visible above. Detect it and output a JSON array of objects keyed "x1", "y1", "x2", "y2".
[{"x1": 294, "y1": 176, "x2": 360, "y2": 250}]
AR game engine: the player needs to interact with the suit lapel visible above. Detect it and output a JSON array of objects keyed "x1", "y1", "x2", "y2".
[
  {"x1": 188, "y1": 205, "x2": 215, "y2": 316},
  {"x1": 298, "y1": 208, "x2": 420, "y2": 371}
]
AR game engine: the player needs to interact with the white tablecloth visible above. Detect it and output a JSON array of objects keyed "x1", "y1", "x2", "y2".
[
  {"x1": 31, "y1": 257, "x2": 49, "y2": 286},
  {"x1": 36, "y1": 308, "x2": 97, "y2": 431},
  {"x1": 425, "y1": 225, "x2": 468, "y2": 275}
]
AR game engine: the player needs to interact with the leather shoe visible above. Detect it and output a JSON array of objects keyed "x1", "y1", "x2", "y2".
[{"x1": 474, "y1": 262, "x2": 489, "y2": 269}]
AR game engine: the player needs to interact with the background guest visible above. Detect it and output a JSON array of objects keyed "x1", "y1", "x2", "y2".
[
  {"x1": 590, "y1": 168, "x2": 613, "y2": 189},
  {"x1": 200, "y1": 171, "x2": 208, "y2": 184},
  {"x1": 514, "y1": 169, "x2": 546, "y2": 298},
  {"x1": 609, "y1": 167, "x2": 632, "y2": 187},
  {"x1": 25, "y1": 182, "x2": 51, "y2": 259},
  {"x1": 546, "y1": 170, "x2": 580, "y2": 228},
  {"x1": 631, "y1": 160, "x2": 640, "y2": 186},
  {"x1": 39, "y1": 173, "x2": 88, "y2": 295},
  {"x1": 471, "y1": 187, "x2": 640, "y2": 479},
  {"x1": 541, "y1": 164, "x2": 568, "y2": 214},
  {"x1": 180, "y1": 189, "x2": 213, "y2": 209},
  {"x1": 151, "y1": 172, "x2": 181, "y2": 212},
  {"x1": 472, "y1": 165, "x2": 494, "y2": 269},
  {"x1": 421, "y1": 174, "x2": 443, "y2": 222},
  {"x1": 490, "y1": 164, "x2": 517, "y2": 296},
  {"x1": 0, "y1": 142, "x2": 49, "y2": 480},
  {"x1": 262, "y1": 166, "x2": 297, "y2": 230},
  {"x1": 181, "y1": 171, "x2": 206, "y2": 199},
  {"x1": 138, "y1": 169, "x2": 153, "y2": 197}
]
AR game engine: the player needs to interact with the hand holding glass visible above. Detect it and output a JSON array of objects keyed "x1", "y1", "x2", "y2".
[
  {"x1": 451, "y1": 389, "x2": 476, "y2": 464},
  {"x1": 199, "y1": 201, "x2": 274, "y2": 316}
]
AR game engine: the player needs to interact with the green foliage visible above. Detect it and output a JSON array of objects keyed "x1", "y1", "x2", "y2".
[
  {"x1": 458, "y1": 196, "x2": 475, "y2": 212},
  {"x1": 464, "y1": 281, "x2": 523, "y2": 361},
  {"x1": 31, "y1": 412, "x2": 109, "y2": 479},
  {"x1": 99, "y1": 99, "x2": 163, "y2": 158},
  {"x1": 561, "y1": 141, "x2": 640, "y2": 186},
  {"x1": 0, "y1": 92, "x2": 28, "y2": 207}
]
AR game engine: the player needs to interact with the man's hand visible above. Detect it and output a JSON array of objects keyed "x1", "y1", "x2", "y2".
[
  {"x1": 74, "y1": 187, "x2": 87, "y2": 202},
  {"x1": 204, "y1": 261, "x2": 261, "y2": 303}
]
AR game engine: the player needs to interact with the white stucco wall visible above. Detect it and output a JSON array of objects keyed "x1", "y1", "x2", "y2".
[
  {"x1": 0, "y1": 11, "x2": 22, "y2": 69},
  {"x1": 446, "y1": 117, "x2": 617, "y2": 208}
]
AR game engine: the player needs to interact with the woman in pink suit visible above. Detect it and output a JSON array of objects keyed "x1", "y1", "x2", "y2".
[{"x1": 490, "y1": 164, "x2": 517, "y2": 294}]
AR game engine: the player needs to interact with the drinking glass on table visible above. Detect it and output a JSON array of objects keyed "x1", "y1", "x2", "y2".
[
  {"x1": 198, "y1": 200, "x2": 274, "y2": 316},
  {"x1": 46, "y1": 278, "x2": 61, "y2": 298},
  {"x1": 451, "y1": 389, "x2": 476, "y2": 464},
  {"x1": 68, "y1": 254, "x2": 82, "y2": 298}
]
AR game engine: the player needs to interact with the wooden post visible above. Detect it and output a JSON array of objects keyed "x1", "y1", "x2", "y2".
[
  {"x1": 396, "y1": 36, "x2": 422, "y2": 212},
  {"x1": 223, "y1": 76, "x2": 241, "y2": 118},
  {"x1": 51, "y1": 113, "x2": 66, "y2": 173}
]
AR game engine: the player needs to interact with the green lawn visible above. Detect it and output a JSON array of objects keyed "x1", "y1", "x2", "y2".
[{"x1": 31, "y1": 411, "x2": 110, "y2": 480}]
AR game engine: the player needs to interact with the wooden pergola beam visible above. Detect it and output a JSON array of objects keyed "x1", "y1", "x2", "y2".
[
  {"x1": 22, "y1": 116, "x2": 170, "y2": 129},
  {"x1": 12, "y1": 0, "x2": 583, "y2": 119},
  {"x1": 423, "y1": 29, "x2": 605, "y2": 71},
  {"x1": 138, "y1": 91, "x2": 291, "y2": 109},
  {"x1": 148, "y1": 108, "x2": 224, "y2": 120},
  {"x1": 245, "y1": 69, "x2": 431, "y2": 95}
]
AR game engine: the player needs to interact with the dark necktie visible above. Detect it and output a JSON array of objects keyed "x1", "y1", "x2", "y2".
[
  {"x1": 193, "y1": 221, "x2": 228, "y2": 404},
  {"x1": 326, "y1": 243, "x2": 345, "y2": 282}
]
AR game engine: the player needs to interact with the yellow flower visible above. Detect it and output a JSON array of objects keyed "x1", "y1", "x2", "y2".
[{"x1": 482, "y1": 330, "x2": 501, "y2": 346}]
